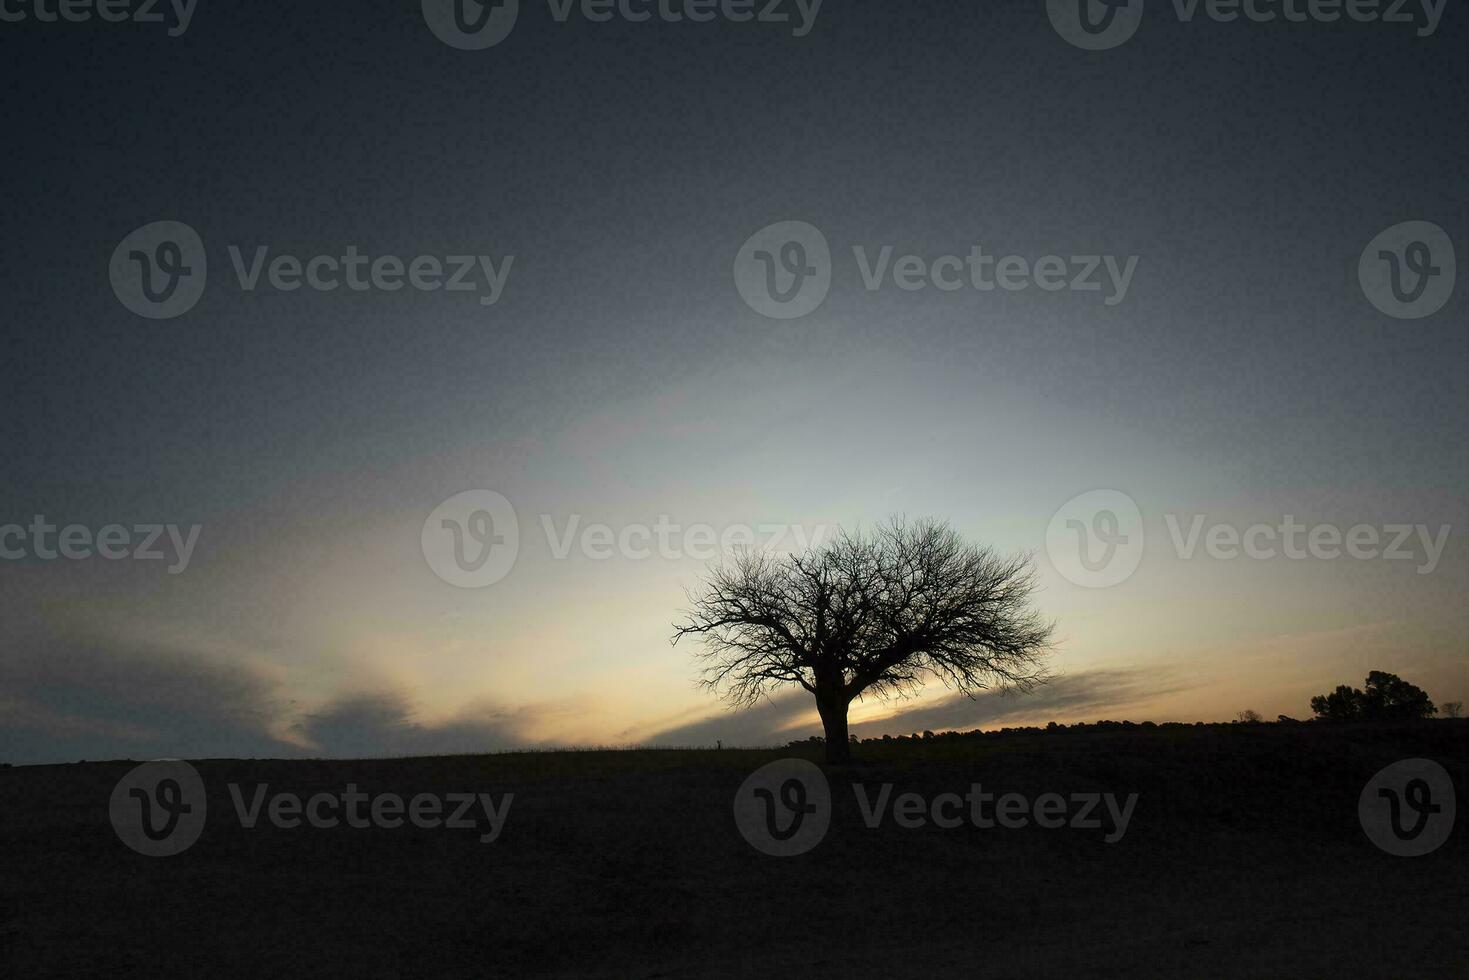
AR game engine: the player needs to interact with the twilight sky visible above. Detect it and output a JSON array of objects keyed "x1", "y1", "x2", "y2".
[{"x1": 2, "y1": 0, "x2": 1466, "y2": 764}]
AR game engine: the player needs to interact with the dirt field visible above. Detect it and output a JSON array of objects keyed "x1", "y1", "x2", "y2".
[{"x1": 2, "y1": 721, "x2": 1464, "y2": 977}]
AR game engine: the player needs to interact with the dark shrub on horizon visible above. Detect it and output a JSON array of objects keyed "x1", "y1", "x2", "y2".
[{"x1": 1310, "y1": 671, "x2": 1436, "y2": 722}]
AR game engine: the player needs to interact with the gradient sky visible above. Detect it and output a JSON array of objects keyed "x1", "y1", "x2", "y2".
[{"x1": 3, "y1": 1, "x2": 1466, "y2": 764}]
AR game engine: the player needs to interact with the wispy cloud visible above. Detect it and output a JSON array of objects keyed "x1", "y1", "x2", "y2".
[
  {"x1": 851, "y1": 668, "x2": 1190, "y2": 736},
  {"x1": 0, "y1": 631, "x2": 1195, "y2": 763},
  {"x1": 0, "y1": 638, "x2": 294, "y2": 764},
  {"x1": 0, "y1": 636, "x2": 552, "y2": 765},
  {"x1": 642, "y1": 690, "x2": 816, "y2": 747},
  {"x1": 640, "y1": 667, "x2": 1191, "y2": 748},
  {"x1": 292, "y1": 692, "x2": 556, "y2": 758}
]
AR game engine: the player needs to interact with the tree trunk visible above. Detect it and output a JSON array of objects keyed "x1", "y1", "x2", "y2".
[{"x1": 816, "y1": 694, "x2": 851, "y2": 765}]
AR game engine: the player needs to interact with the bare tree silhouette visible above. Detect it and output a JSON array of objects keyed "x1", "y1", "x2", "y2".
[{"x1": 673, "y1": 518, "x2": 1054, "y2": 764}]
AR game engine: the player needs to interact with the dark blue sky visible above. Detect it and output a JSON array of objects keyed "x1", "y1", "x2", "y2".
[{"x1": 3, "y1": 1, "x2": 1465, "y2": 763}]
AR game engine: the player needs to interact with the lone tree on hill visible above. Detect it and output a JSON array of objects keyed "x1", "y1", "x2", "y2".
[
  {"x1": 673, "y1": 518, "x2": 1054, "y2": 764},
  {"x1": 1309, "y1": 670, "x2": 1436, "y2": 722}
]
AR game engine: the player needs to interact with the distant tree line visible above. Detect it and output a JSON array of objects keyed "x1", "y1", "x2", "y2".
[
  {"x1": 1309, "y1": 670, "x2": 1436, "y2": 722},
  {"x1": 783, "y1": 670, "x2": 1455, "y2": 748}
]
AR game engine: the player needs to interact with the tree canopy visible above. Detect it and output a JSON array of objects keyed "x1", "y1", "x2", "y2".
[
  {"x1": 1309, "y1": 670, "x2": 1436, "y2": 722},
  {"x1": 674, "y1": 517, "x2": 1054, "y2": 763}
]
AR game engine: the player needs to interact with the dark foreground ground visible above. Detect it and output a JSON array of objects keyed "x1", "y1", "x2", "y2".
[{"x1": 2, "y1": 721, "x2": 1465, "y2": 978}]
